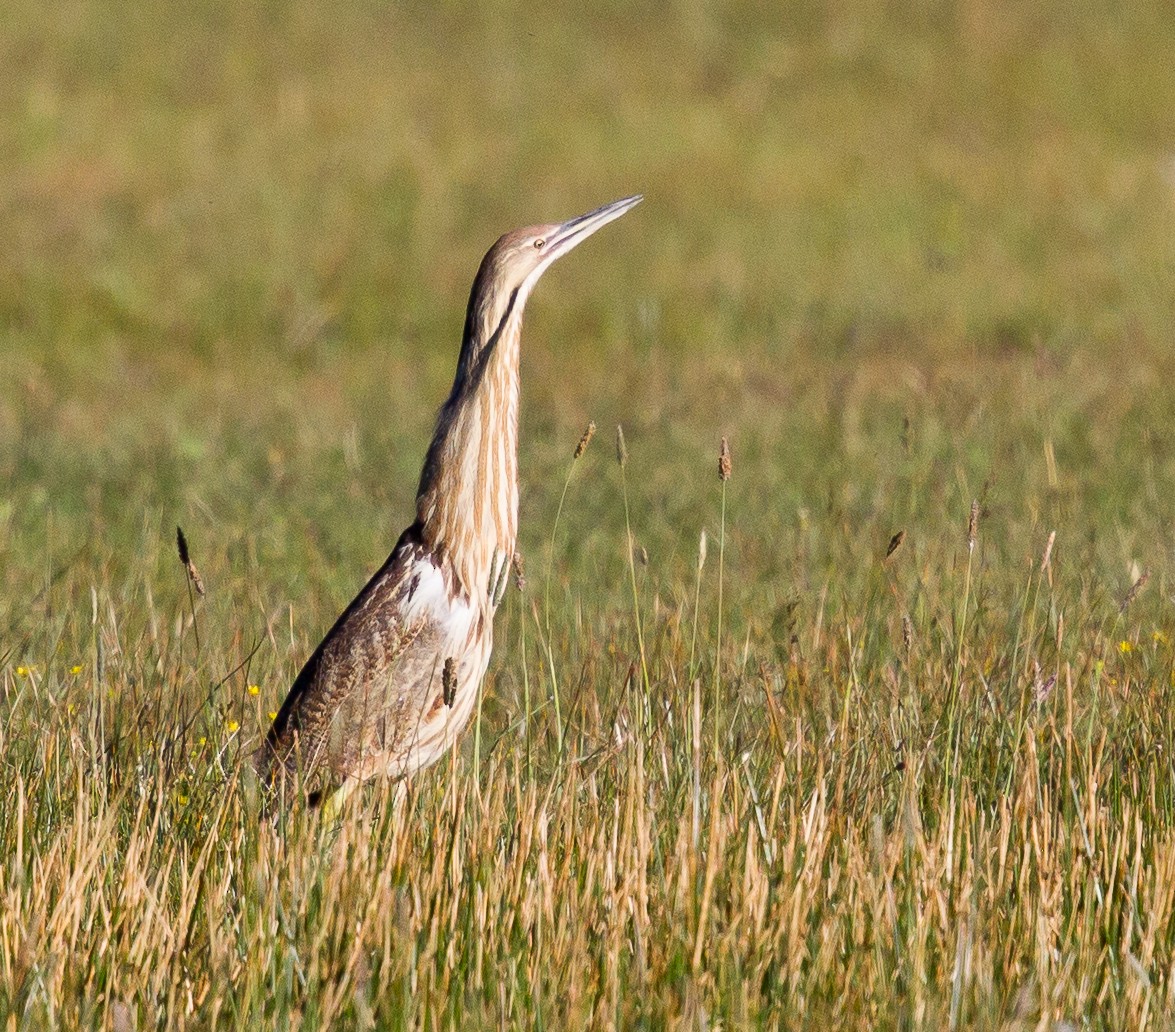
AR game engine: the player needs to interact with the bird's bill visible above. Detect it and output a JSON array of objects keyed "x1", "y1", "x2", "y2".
[{"x1": 545, "y1": 194, "x2": 643, "y2": 261}]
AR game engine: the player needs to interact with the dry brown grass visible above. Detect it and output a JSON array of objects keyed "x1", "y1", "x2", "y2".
[{"x1": 4, "y1": 498, "x2": 1175, "y2": 1029}]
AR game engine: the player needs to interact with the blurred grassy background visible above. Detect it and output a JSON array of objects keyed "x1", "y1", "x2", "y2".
[
  {"x1": 3, "y1": 0, "x2": 1175, "y2": 595},
  {"x1": 4, "y1": 0, "x2": 1175, "y2": 1026}
]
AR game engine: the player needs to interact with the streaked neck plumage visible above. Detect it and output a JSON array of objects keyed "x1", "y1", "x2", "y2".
[
  {"x1": 412, "y1": 195, "x2": 641, "y2": 603},
  {"x1": 415, "y1": 252, "x2": 533, "y2": 603}
]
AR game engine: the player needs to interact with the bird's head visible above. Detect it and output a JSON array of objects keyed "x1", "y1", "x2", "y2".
[{"x1": 465, "y1": 195, "x2": 643, "y2": 344}]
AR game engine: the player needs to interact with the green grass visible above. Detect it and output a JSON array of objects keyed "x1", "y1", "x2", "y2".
[{"x1": 4, "y1": 0, "x2": 1175, "y2": 1027}]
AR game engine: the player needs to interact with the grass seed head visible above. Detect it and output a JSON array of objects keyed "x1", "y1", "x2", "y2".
[
  {"x1": 175, "y1": 525, "x2": 206, "y2": 596},
  {"x1": 719, "y1": 436, "x2": 732, "y2": 481},
  {"x1": 1119, "y1": 570, "x2": 1149, "y2": 613},
  {"x1": 574, "y1": 420, "x2": 596, "y2": 460},
  {"x1": 698, "y1": 529, "x2": 708, "y2": 572},
  {"x1": 885, "y1": 530, "x2": 905, "y2": 560},
  {"x1": 442, "y1": 657, "x2": 457, "y2": 707},
  {"x1": 512, "y1": 552, "x2": 526, "y2": 593},
  {"x1": 1041, "y1": 530, "x2": 1056, "y2": 573},
  {"x1": 615, "y1": 424, "x2": 628, "y2": 468},
  {"x1": 967, "y1": 499, "x2": 979, "y2": 552}
]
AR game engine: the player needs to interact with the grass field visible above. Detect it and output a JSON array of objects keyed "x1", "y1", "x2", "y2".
[{"x1": 4, "y1": 0, "x2": 1175, "y2": 1027}]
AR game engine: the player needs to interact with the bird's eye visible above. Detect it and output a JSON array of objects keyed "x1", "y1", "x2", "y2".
[{"x1": 533, "y1": 238, "x2": 546, "y2": 250}]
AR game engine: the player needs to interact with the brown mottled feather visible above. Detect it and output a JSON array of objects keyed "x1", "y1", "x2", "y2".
[{"x1": 263, "y1": 526, "x2": 428, "y2": 786}]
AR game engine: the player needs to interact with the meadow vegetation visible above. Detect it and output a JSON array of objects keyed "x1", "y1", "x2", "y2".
[{"x1": 3, "y1": 0, "x2": 1175, "y2": 1027}]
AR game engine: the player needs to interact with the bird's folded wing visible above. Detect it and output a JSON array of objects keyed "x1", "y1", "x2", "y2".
[{"x1": 259, "y1": 525, "x2": 441, "y2": 782}]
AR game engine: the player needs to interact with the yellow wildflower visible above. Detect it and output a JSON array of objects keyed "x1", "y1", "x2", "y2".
[
  {"x1": 178, "y1": 794, "x2": 189, "y2": 806},
  {"x1": 225, "y1": 719, "x2": 240, "y2": 734},
  {"x1": 70, "y1": 664, "x2": 83, "y2": 675},
  {"x1": 247, "y1": 684, "x2": 260, "y2": 696},
  {"x1": 267, "y1": 711, "x2": 277, "y2": 721},
  {"x1": 16, "y1": 665, "x2": 28, "y2": 676},
  {"x1": 1118, "y1": 640, "x2": 1133, "y2": 655}
]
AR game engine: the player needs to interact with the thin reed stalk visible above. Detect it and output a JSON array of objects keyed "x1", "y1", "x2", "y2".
[
  {"x1": 176, "y1": 525, "x2": 204, "y2": 653},
  {"x1": 541, "y1": 421, "x2": 595, "y2": 752},
  {"x1": 714, "y1": 437, "x2": 731, "y2": 762},
  {"x1": 687, "y1": 529, "x2": 707, "y2": 683},
  {"x1": 617, "y1": 425, "x2": 651, "y2": 727},
  {"x1": 945, "y1": 500, "x2": 979, "y2": 787}
]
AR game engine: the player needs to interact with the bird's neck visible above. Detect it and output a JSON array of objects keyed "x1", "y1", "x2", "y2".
[{"x1": 415, "y1": 285, "x2": 525, "y2": 602}]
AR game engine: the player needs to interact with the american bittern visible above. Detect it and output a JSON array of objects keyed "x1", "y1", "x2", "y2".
[{"x1": 259, "y1": 194, "x2": 642, "y2": 805}]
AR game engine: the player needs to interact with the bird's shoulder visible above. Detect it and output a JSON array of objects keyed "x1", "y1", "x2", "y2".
[
  {"x1": 348, "y1": 525, "x2": 458, "y2": 627},
  {"x1": 315, "y1": 522, "x2": 477, "y2": 677}
]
